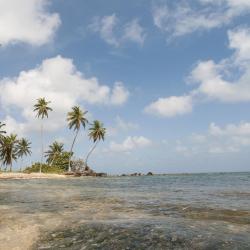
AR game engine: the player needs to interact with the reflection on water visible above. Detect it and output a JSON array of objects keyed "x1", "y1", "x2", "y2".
[{"x1": 0, "y1": 172, "x2": 250, "y2": 249}]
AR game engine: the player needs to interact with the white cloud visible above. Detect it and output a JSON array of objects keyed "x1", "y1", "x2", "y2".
[
  {"x1": 173, "y1": 121, "x2": 250, "y2": 155},
  {"x1": 3, "y1": 116, "x2": 27, "y2": 137},
  {"x1": 145, "y1": 26, "x2": 250, "y2": 118},
  {"x1": 109, "y1": 136, "x2": 152, "y2": 153},
  {"x1": 190, "y1": 60, "x2": 250, "y2": 102},
  {"x1": 209, "y1": 122, "x2": 250, "y2": 136},
  {"x1": 110, "y1": 82, "x2": 130, "y2": 105},
  {"x1": 152, "y1": 0, "x2": 250, "y2": 39},
  {"x1": 228, "y1": 27, "x2": 250, "y2": 62},
  {"x1": 89, "y1": 14, "x2": 146, "y2": 47},
  {"x1": 189, "y1": 27, "x2": 250, "y2": 103},
  {"x1": 0, "y1": 0, "x2": 60, "y2": 46},
  {"x1": 0, "y1": 55, "x2": 129, "y2": 134},
  {"x1": 122, "y1": 19, "x2": 146, "y2": 46},
  {"x1": 89, "y1": 14, "x2": 119, "y2": 47},
  {"x1": 145, "y1": 95, "x2": 193, "y2": 117}
]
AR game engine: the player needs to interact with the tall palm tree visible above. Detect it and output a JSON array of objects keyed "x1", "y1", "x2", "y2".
[
  {"x1": 33, "y1": 97, "x2": 52, "y2": 173},
  {"x1": 85, "y1": 120, "x2": 106, "y2": 168},
  {"x1": 45, "y1": 141, "x2": 64, "y2": 166},
  {"x1": 16, "y1": 138, "x2": 32, "y2": 172},
  {"x1": 67, "y1": 106, "x2": 88, "y2": 172},
  {"x1": 0, "y1": 134, "x2": 18, "y2": 172}
]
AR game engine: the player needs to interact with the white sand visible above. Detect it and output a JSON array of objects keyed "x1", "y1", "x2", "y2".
[{"x1": 0, "y1": 172, "x2": 67, "y2": 179}]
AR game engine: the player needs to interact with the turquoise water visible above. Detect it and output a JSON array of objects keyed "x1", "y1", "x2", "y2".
[{"x1": 0, "y1": 172, "x2": 250, "y2": 249}]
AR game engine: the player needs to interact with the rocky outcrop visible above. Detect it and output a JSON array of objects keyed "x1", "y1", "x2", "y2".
[{"x1": 64, "y1": 167, "x2": 107, "y2": 177}]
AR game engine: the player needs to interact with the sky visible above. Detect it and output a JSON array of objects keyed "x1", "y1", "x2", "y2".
[{"x1": 1, "y1": 0, "x2": 250, "y2": 174}]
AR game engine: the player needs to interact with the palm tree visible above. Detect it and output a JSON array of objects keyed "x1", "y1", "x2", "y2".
[
  {"x1": 0, "y1": 122, "x2": 6, "y2": 137},
  {"x1": 33, "y1": 97, "x2": 52, "y2": 173},
  {"x1": 0, "y1": 134, "x2": 18, "y2": 172},
  {"x1": 16, "y1": 138, "x2": 32, "y2": 172},
  {"x1": 67, "y1": 106, "x2": 88, "y2": 172},
  {"x1": 45, "y1": 141, "x2": 64, "y2": 166},
  {"x1": 0, "y1": 122, "x2": 6, "y2": 171},
  {"x1": 85, "y1": 120, "x2": 106, "y2": 168}
]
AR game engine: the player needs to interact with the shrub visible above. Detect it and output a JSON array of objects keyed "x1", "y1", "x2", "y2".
[{"x1": 23, "y1": 163, "x2": 65, "y2": 174}]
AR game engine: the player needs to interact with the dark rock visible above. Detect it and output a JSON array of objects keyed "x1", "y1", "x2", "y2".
[
  {"x1": 147, "y1": 172, "x2": 153, "y2": 176},
  {"x1": 74, "y1": 172, "x2": 82, "y2": 177},
  {"x1": 96, "y1": 173, "x2": 107, "y2": 177},
  {"x1": 130, "y1": 173, "x2": 138, "y2": 176},
  {"x1": 64, "y1": 172, "x2": 75, "y2": 176}
]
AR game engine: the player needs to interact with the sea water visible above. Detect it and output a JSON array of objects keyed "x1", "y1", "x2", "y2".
[{"x1": 0, "y1": 172, "x2": 249, "y2": 249}]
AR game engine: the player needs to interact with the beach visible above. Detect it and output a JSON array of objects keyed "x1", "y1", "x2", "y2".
[
  {"x1": 0, "y1": 172, "x2": 67, "y2": 179},
  {"x1": 0, "y1": 172, "x2": 249, "y2": 249}
]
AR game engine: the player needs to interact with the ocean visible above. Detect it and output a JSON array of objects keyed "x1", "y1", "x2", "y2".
[{"x1": 0, "y1": 172, "x2": 249, "y2": 249}]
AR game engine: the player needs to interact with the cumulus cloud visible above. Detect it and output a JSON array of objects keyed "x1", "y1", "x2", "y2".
[
  {"x1": 145, "y1": 26, "x2": 250, "y2": 117},
  {"x1": 228, "y1": 27, "x2": 250, "y2": 62},
  {"x1": 109, "y1": 136, "x2": 152, "y2": 153},
  {"x1": 0, "y1": 0, "x2": 61, "y2": 46},
  {"x1": 0, "y1": 55, "x2": 129, "y2": 134},
  {"x1": 110, "y1": 82, "x2": 130, "y2": 105},
  {"x1": 173, "y1": 121, "x2": 250, "y2": 155},
  {"x1": 152, "y1": 0, "x2": 250, "y2": 39},
  {"x1": 89, "y1": 14, "x2": 146, "y2": 47},
  {"x1": 189, "y1": 27, "x2": 250, "y2": 103},
  {"x1": 145, "y1": 95, "x2": 193, "y2": 117}
]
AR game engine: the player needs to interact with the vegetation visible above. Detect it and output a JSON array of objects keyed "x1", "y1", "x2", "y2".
[
  {"x1": 0, "y1": 98, "x2": 106, "y2": 174},
  {"x1": 85, "y1": 120, "x2": 106, "y2": 167},
  {"x1": 0, "y1": 122, "x2": 6, "y2": 137},
  {"x1": 67, "y1": 106, "x2": 88, "y2": 172},
  {"x1": 33, "y1": 97, "x2": 53, "y2": 173},
  {"x1": 45, "y1": 141, "x2": 64, "y2": 166},
  {"x1": 24, "y1": 163, "x2": 65, "y2": 174},
  {"x1": 0, "y1": 134, "x2": 18, "y2": 172},
  {"x1": 16, "y1": 138, "x2": 32, "y2": 172}
]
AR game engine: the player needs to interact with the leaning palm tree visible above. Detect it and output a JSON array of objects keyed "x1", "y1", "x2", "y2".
[
  {"x1": 0, "y1": 134, "x2": 18, "y2": 172},
  {"x1": 45, "y1": 141, "x2": 64, "y2": 166},
  {"x1": 33, "y1": 97, "x2": 52, "y2": 173},
  {"x1": 67, "y1": 106, "x2": 88, "y2": 172},
  {"x1": 85, "y1": 120, "x2": 106, "y2": 168},
  {"x1": 16, "y1": 138, "x2": 32, "y2": 172}
]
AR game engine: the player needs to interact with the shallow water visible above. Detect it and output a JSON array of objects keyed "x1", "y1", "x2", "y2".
[{"x1": 0, "y1": 172, "x2": 250, "y2": 249}]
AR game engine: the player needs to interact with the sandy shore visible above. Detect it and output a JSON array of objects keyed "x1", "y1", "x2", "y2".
[{"x1": 0, "y1": 172, "x2": 67, "y2": 179}]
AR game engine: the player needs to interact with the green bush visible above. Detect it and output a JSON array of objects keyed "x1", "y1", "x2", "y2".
[{"x1": 23, "y1": 163, "x2": 65, "y2": 174}]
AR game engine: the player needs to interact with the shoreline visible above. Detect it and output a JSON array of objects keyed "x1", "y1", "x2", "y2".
[
  {"x1": 1, "y1": 171, "x2": 249, "y2": 180},
  {"x1": 0, "y1": 172, "x2": 67, "y2": 180}
]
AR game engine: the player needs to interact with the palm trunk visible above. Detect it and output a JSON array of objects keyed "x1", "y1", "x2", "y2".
[
  {"x1": 68, "y1": 129, "x2": 79, "y2": 172},
  {"x1": 40, "y1": 121, "x2": 44, "y2": 173},
  {"x1": 10, "y1": 148, "x2": 12, "y2": 172},
  {"x1": 20, "y1": 157, "x2": 23, "y2": 172},
  {"x1": 50, "y1": 156, "x2": 55, "y2": 166},
  {"x1": 85, "y1": 141, "x2": 99, "y2": 168}
]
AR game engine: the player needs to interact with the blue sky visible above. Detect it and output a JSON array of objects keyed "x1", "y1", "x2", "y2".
[{"x1": 1, "y1": 0, "x2": 250, "y2": 174}]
